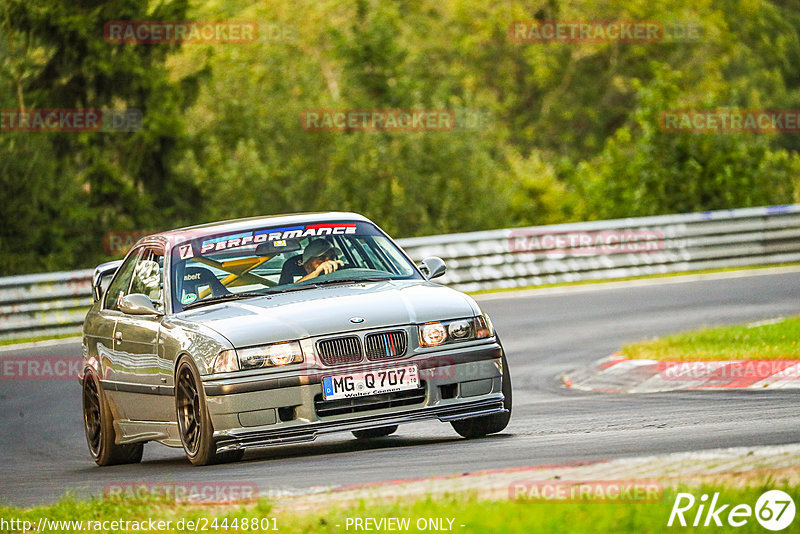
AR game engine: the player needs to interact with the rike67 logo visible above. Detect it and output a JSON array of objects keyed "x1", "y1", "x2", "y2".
[{"x1": 668, "y1": 490, "x2": 795, "y2": 530}]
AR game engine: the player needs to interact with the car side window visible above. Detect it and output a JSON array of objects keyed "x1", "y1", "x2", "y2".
[
  {"x1": 130, "y1": 248, "x2": 165, "y2": 308},
  {"x1": 103, "y1": 248, "x2": 142, "y2": 310}
]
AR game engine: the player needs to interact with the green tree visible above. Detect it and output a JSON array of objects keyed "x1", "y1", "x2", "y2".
[
  {"x1": 0, "y1": 0, "x2": 202, "y2": 273},
  {"x1": 575, "y1": 66, "x2": 800, "y2": 219}
]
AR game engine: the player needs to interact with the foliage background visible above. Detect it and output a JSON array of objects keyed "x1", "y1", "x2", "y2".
[{"x1": 1, "y1": 0, "x2": 799, "y2": 274}]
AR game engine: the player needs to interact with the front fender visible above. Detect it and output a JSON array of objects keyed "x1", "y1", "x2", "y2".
[{"x1": 160, "y1": 317, "x2": 235, "y2": 376}]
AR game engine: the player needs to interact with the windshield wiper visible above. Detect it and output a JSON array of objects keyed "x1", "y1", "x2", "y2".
[
  {"x1": 262, "y1": 277, "x2": 391, "y2": 295},
  {"x1": 265, "y1": 283, "x2": 320, "y2": 295},
  {"x1": 313, "y1": 277, "x2": 390, "y2": 286},
  {"x1": 182, "y1": 292, "x2": 267, "y2": 310}
]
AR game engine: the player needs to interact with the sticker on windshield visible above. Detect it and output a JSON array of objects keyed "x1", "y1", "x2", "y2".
[
  {"x1": 178, "y1": 244, "x2": 194, "y2": 259},
  {"x1": 199, "y1": 224, "x2": 359, "y2": 254},
  {"x1": 181, "y1": 293, "x2": 198, "y2": 305}
]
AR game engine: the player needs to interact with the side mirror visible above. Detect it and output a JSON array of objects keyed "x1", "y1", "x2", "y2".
[
  {"x1": 92, "y1": 260, "x2": 123, "y2": 302},
  {"x1": 420, "y1": 256, "x2": 447, "y2": 280},
  {"x1": 119, "y1": 294, "x2": 163, "y2": 316}
]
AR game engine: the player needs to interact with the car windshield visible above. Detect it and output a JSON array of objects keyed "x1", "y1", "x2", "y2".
[{"x1": 170, "y1": 220, "x2": 422, "y2": 311}]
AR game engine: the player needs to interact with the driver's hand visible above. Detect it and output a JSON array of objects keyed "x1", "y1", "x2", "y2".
[{"x1": 314, "y1": 259, "x2": 344, "y2": 276}]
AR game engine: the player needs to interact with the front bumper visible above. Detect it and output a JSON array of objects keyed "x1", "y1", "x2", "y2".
[{"x1": 202, "y1": 341, "x2": 506, "y2": 453}]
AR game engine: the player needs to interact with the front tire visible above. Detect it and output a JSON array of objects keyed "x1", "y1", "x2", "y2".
[
  {"x1": 450, "y1": 349, "x2": 512, "y2": 439},
  {"x1": 82, "y1": 371, "x2": 143, "y2": 466},
  {"x1": 175, "y1": 358, "x2": 243, "y2": 466},
  {"x1": 352, "y1": 425, "x2": 398, "y2": 439}
]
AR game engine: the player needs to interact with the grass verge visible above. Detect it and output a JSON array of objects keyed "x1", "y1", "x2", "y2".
[
  {"x1": 0, "y1": 332, "x2": 80, "y2": 347},
  {"x1": 0, "y1": 484, "x2": 796, "y2": 533},
  {"x1": 620, "y1": 316, "x2": 800, "y2": 361}
]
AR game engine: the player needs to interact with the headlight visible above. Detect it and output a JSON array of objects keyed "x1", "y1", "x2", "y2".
[
  {"x1": 475, "y1": 315, "x2": 492, "y2": 338},
  {"x1": 420, "y1": 322, "x2": 447, "y2": 346},
  {"x1": 238, "y1": 341, "x2": 304, "y2": 370},
  {"x1": 418, "y1": 316, "x2": 493, "y2": 347},
  {"x1": 214, "y1": 349, "x2": 239, "y2": 373},
  {"x1": 214, "y1": 341, "x2": 304, "y2": 373}
]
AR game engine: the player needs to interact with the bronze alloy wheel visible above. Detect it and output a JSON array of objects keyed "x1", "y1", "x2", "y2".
[
  {"x1": 81, "y1": 370, "x2": 143, "y2": 466},
  {"x1": 175, "y1": 358, "x2": 243, "y2": 466},
  {"x1": 176, "y1": 364, "x2": 202, "y2": 456},
  {"x1": 82, "y1": 373, "x2": 103, "y2": 456}
]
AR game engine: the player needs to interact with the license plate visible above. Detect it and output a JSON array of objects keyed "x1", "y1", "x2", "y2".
[{"x1": 321, "y1": 365, "x2": 419, "y2": 400}]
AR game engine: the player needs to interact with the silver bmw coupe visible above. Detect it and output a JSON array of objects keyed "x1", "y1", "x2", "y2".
[{"x1": 82, "y1": 212, "x2": 511, "y2": 466}]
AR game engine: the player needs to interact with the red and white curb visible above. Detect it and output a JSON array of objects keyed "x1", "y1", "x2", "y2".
[{"x1": 562, "y1": 355, "x2": 800, "y2": 393}]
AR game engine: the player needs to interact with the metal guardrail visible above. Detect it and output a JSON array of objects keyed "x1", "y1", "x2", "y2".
[
  {"x1": 0, "y1": 269, "x2": 94, "y2": 341},
  {"x1": 1, "y1": 205, "x2": 799, "y2": 341},
  {"x1": 400, "y1": 204, "x2": 800, "y2": 292}
]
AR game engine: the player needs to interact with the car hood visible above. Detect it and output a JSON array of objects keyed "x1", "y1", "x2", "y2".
[{"x1": 176, "y1": 280, "x2": 479, "y2": 347}]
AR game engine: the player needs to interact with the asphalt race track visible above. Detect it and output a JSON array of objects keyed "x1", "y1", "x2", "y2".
[{"x1": 1, "y1": 269, "x2": 799, "y2": 506}]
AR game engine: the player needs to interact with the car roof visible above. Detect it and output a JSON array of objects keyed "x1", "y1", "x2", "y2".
[{"x1": 140, "y1": 212, "x2": 374, "y2": 248}]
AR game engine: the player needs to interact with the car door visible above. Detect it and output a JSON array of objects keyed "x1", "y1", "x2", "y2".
[
  {"x1": 110, "y1": 246, "x2": 173, "y2": 422},
  {"x1": 96, "y1": 248, "x2": 140, "y2": 415}
]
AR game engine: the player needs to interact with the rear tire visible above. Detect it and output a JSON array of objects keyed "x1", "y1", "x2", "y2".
[
  {"x1": 175, "y1": 358, "x2": 244, "y2": 466},
  {"x1": 352, "y1": 425, "x2": 398, "y2": 439},
  {"x1": 450, "y1": 349, "x2": 512, "y2": 439},
  {"x1": 82, "y1": 371, "x2": 144, "y2": 466}
]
